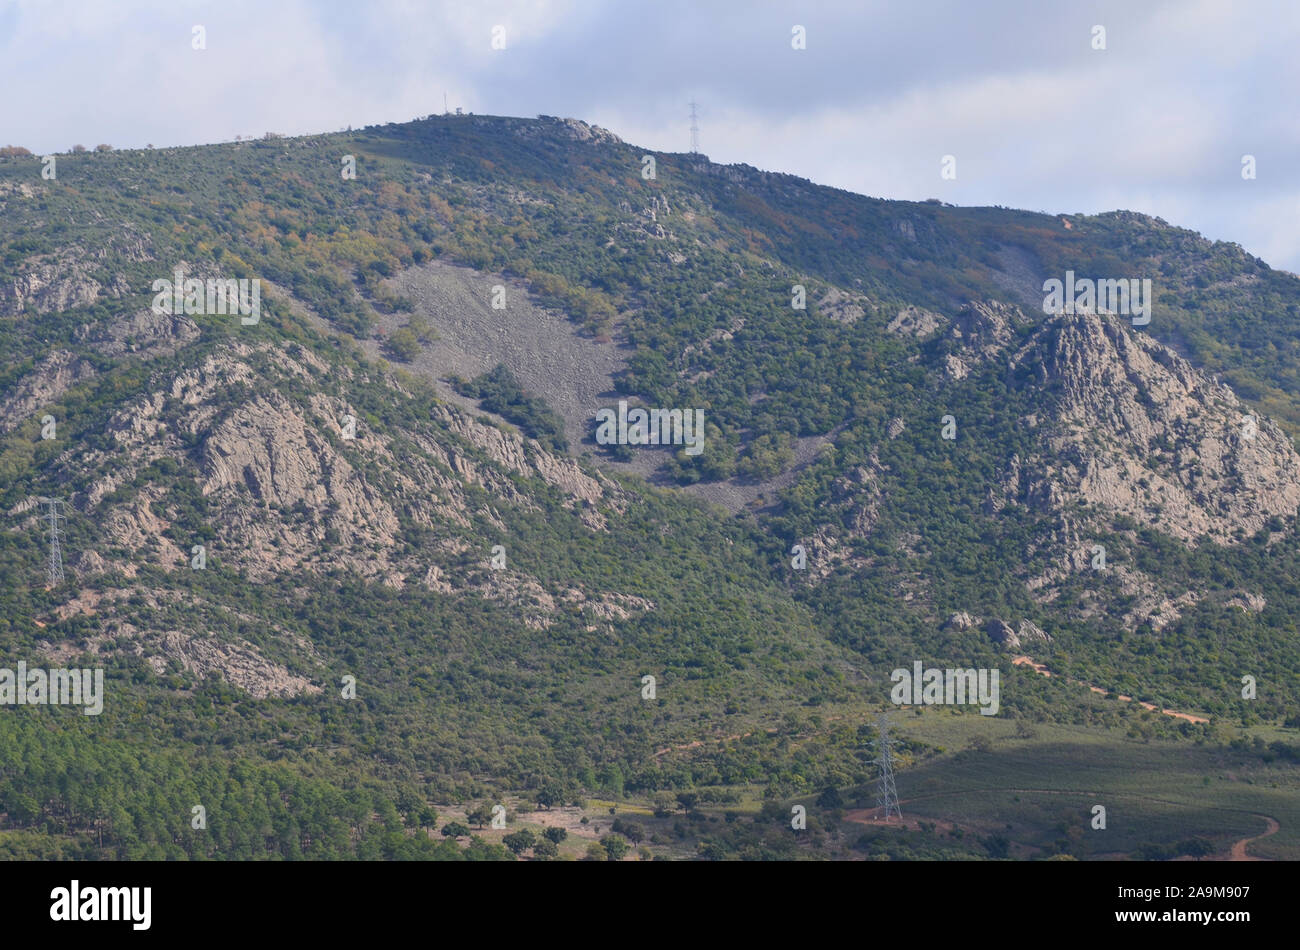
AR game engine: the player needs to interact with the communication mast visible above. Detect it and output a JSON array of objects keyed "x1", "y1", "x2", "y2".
[
  {"x1": 689, "y1": 99, "x2": 700, "y2": 154},
  {"x1": 874, "y1": 713, "x2": 901, "y2": 821}
]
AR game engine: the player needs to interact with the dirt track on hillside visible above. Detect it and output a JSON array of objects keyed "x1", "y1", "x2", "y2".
[
  {"x1": 1011, "y1": 655, "x2": 1209, "y2": 723},
  {"x1": 1229, "y1": 815, "x2": 1279, "y2": 860}
]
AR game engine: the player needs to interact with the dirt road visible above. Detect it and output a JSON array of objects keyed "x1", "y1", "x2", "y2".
[
  {"x1": 1229, "y1": 815, "x2": 1279, "y2": 860},
  {"x1": 1011, "y1": 655, "x2": 1209, "y2": 723}
]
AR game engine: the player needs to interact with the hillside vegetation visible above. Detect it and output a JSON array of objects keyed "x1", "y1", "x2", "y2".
[{"x1": 0, "y1": 114, "x2": 1297, "y2": 859}]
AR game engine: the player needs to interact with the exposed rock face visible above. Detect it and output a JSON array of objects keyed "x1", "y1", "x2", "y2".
[
  {"x1": 145, "y1": 630, "x2": 320, "y2": 699},
  {"x1": 795, "y1": 525, "x2": 863, "y2": 581},
  {"x1": 1017, "y1": 619, "x2": 1050, "y2": 643},
  {"x1": 38, "y1": 588, "x2": 322, "y2": 699},
  {"x1": 887, "y1": 305, "x2": 944, "y2": 338},
  {"x1": 3, "y1": 251, "x2": 104, "y2": 316},
  {"x1": 1226, "y1": 591, "x2": 1266, "y2": 612},
  {"x1": 944, "y1": 611, "x2": 977, "y2": 631},
  {"x1": 466, "y1": 578, "x2": 653, "y2": 632},
  {"x1": 941, "y1": 611, "x2": 1052, "y2": 649},
  {"x1": 948, "y1": 300, "x2": 1028, "y2": 362},
  {"x1": 1003, "y1": 309, "x2": 1300, "y2": 545},
  {"x1": 925, "y1": 304, "x2": 1300, "y2": 630},
  {"x1": 1022, "y1": 531, "x2": 1204, "y2": 631},
  {"x1": 511, "y1": 116, "x2": 623, "y2": 146},
  {"x1": 791, "y1": 456, "x2": 888, "y2": 580},
  {"x1": 818, "y1": 287, "x2": 869, "y2": 324},
  {"x1": 0, "y1": 180, "x2": 44, "y2": 201},
  {"x1": 81, "y1": 342, "x2": 624, "y2": 583},
  {"x1": 984, "y1": 619, "x2": 1017, "y2": 645},
  {"x1": 197, "y1": 391, "x2": 402, "y2": 575},
  {"x1": 23, "y1": 331, "x2": 652, "y2": 697},
  {"x1": 72, "y1": 549, "x2": 107, "y2": 578},
  {"x1": 549, "y1": 117, "x2": 622, "y2": 145},
  {"x1": 807, "y1": 296, "x2": 1300, "y2": 621},
  {"x1": 101, "y1": 486, "x2": 188, "y2": 568},
  {"x1": 0, "y1": 349, "x2": 96, "y2": 434},
  {"x1": 832, "y1": 456, "x2": 887, "y2": 536},
  {"x1": 434, "y1": 404, "x2": 620, "y2": 525},
  {"x1": 83, "y1": 307, "x2": 201, "y2": 357},
  {"x1": 0, "y1": 235, "x2": 150, "y2": 317},
  {"x1": 1131, "y1": 584, "x2": 1201, "y2": 633},
  {"x1": 983, "y1": 618, "x2": 1053, "y2": 650}
]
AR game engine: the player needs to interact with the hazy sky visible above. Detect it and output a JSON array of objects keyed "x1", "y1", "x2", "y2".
[{"x1": 4, "y1": 0, "x2": 1297, "y2": 271}]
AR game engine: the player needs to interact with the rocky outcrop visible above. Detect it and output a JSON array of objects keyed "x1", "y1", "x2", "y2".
[
  {"x1": 36, "y1": 333, "x2": 649, "y2": 661},
  {"x1": 435, "y1": 404, "x2": 620, "y2": 523},
  {"x1": 448, "y1": 570, "x2": 655, "y2": 632},
  {"x1": 0, "y1": 180, "x2": 44, "y2": 201},
  {"x1": 517, "y1": 116, "x2": 623, "y2": 146},
  {"x1": 0, "y1": 349, "x2": 96, "y2": 433},
  {"x1": 82, "y1": 307, "x2": 201, "y2": 357},
  {"x1": 789, "y1": 455, "x2": 888, "y2": 581},
  {"x1": 1225, "y1": 591, "x2": 1266, "y2": 612},
  {"x1": 38, "y1": 588, "x2": 321, "y2": 698},
  {"x1": 948, "y1": 300, "x2": 1028, "y2": 362},
  {"x1": 0, "y1": 235, "x2": 150, "y2": 317},
  {"x1": 942, "y1": 612, "x2": 1052, "y2": 650},
  {"x1": 2, "y1": 251, "x2": 104, "y2": 316},
  {"x1": 943, "y1": 354, "x2": 969, "y2": 380},
  {"x1": 1003, "y1": 309, "x2": 1300, "y2": 545},
  {"x1": 832, "y1": 456, "x2": 887, "y2": 537},
  {"x1": 944, "y1": 611, "x2": 978, "y2": 631},
  {"x1": 197, "y1": 391, "x2": 403, "y2": 576},
  {"x1": 818, "y1": 287, "x2": 870, "y2": 325},
  {"x1": 145, "y1": 630, "x2": 320, "y2": 699},
  {"x1": 983, "y1": 618, "x2": 1053, "y2": 651},
  {"x1": 887, "y1": 305, "x2": 943, "y2": 339},
  {"x1": 793, "y1": 525, "x2": 864, "y2": 581}
]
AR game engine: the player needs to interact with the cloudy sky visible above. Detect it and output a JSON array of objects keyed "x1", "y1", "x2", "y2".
[{"x1": 4, "y1": 0, "x2": 1297, "y2": 271}]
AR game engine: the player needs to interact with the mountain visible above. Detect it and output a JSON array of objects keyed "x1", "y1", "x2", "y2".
[{"x1": 1, "y1": 114, "x2": 1297, "y2": 861}]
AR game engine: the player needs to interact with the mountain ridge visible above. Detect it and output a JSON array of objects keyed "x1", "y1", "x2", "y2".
[{"x1": 1, "y1": 112, "x2": 1298, "y2": 860}]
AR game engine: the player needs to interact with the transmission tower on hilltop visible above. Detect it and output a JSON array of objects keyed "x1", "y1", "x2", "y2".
[
  {"x1": 689, "y1": 99, "x2": 700, "y2": 154},
  {"x1": 874, "y1": 713, "x2": 901, "y2": 821},
  {"x1": 35, "y1": 496, "x2": 66, "y2": 587}
]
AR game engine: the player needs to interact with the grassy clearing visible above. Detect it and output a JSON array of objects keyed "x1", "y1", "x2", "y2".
[{"x1": 874, "y1": 714, "x2": 1300, "y2": 859}]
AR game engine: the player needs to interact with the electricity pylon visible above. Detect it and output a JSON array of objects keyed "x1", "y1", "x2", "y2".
[
  {"x1": 874, "y1": 712, "x2": 901, "y2": 821},
  {"x1": 35, "y1": 496, "x2": 66, "y2": 587}
]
